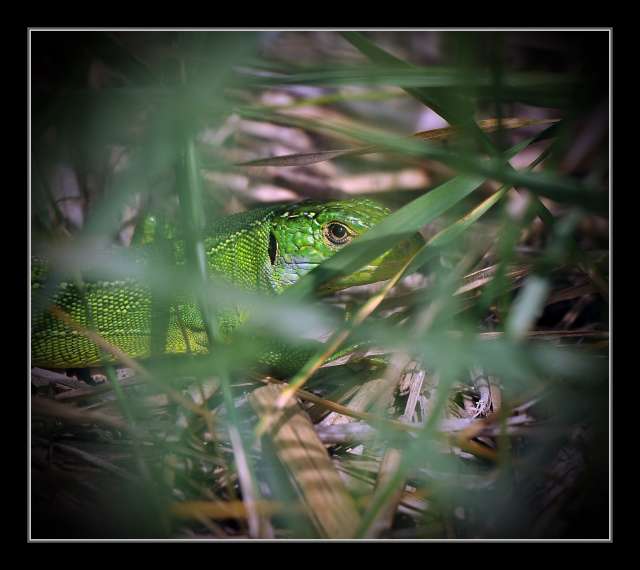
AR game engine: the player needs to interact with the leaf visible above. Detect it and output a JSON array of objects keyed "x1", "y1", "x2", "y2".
[{"x1": 236, "y1": 118, "x2": 558, "y2": 168}]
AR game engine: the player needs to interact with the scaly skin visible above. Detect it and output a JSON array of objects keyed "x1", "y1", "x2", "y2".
[{"x1": 31, "y1": 198, "x2": 424, "y2": 372}]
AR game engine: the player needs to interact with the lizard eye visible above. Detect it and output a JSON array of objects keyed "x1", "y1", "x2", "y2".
[{"x1": 324, "y1": 222, "x2": 352, "y2": 246}]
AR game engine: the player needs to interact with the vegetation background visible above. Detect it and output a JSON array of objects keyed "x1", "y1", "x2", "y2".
[{"x1": 30, "y1": 29, "x2": 609, "y2": 540}]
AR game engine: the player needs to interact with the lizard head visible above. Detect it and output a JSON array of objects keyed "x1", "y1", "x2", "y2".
[{"x1": 269, "y1": 198, "x2": 424, "y2": 292}]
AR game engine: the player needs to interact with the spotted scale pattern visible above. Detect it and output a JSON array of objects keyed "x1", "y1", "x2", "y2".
[{"x1": 31, "y1": 199, "x2": 424, "y2": 369}]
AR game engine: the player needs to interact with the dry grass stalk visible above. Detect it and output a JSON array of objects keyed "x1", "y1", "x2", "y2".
[
  {"x1": 249, "y1": 384, "x2": 362, "y2": 539},
  {"x1": 171, "y1": 500, "x2": 285, "y2": 521}
]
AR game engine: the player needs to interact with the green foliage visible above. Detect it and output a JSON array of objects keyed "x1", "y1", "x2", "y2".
[{"x1": 30, "y1": 30, "x2": 609, "y2": 540}]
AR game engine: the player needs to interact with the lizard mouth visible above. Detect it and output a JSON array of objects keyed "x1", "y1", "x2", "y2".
[{"x1": 277, "y1": 259, "x2": 320, "y2": 288}]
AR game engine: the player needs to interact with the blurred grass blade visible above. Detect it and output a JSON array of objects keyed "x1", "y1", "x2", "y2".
[
  {"x1": 408, "y1": 143, "x2": 554, "y2": 273},
  {"x1": 341, "y1": 32, "x2": 475, "y2": 127},
  {"x1": 341, "y1": 32, "x2": 603, "y2": 214},
  {"x1": 268, "y1": 246, "x2": 421, "y2": 421},
  {"x1": 238, "y1": 147, "x2": 367, "y2": 167},
  {"x1": 285, "y1": 173, "x2": 483, "y2": 301},
  {"x1": 237, "y1": 118, "x2": 557, "y2": 168},
  {"x1": 243, "y1": 65, "x2": 579, "y2": 90},
  {"x1": 505, "y1": 275, "x2": 551, "y2": 341}
]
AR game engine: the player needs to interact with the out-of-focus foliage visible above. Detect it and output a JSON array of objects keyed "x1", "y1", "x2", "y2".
[{"x1": 30, "y1": 30, "x2": 609, "y2": 540}]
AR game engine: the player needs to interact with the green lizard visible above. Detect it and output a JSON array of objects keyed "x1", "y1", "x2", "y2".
[{"x1": 31, "y1": 198, "x2": 424, "y2": 374}]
